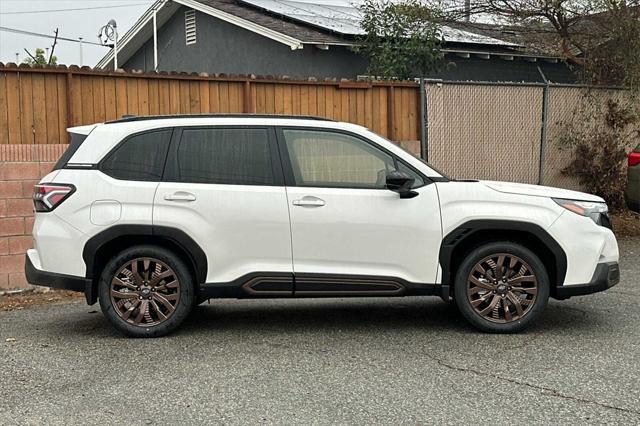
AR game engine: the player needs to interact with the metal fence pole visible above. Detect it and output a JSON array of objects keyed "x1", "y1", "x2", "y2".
[
  {"x1": 419, "y1": 78, "x2": 428, "y2": 161},
  {"x1": 537, "y1": 67, "x2": 550, "y2": 185}
]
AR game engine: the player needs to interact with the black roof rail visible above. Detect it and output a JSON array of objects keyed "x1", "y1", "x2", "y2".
[{"x1": 105, "y1": 113, "x2": 335, "y2": 124}]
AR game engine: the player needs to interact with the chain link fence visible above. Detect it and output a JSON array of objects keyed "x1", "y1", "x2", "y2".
[{"x1": 424, "y1": 80, "x2": 633, "y2": 189}]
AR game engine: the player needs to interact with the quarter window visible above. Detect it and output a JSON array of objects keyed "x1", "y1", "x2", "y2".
[
  {"x1": 175, "y1": 128, "x2": 275, "y2": 185},
  {"x1": 101, "y1": 130, "x2": 172, "y2": 181}
]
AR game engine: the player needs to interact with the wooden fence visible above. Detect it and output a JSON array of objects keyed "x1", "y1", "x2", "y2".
[{"x1": 0, "y1": 65, "x2": 421, "y2": 146}]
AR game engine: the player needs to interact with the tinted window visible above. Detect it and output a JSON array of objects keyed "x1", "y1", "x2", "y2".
[
  {"x1": 283, "y1": 130, "x2": 397, "y2": 189},
  {"x1": 101, "y1": 130, "x2": 172, "y2": 181},
  {"x1": 54, "y1": 132, "x2": 88, "y2": 170},
  {"x1": 176, "y1": 128, "x2": 274, "y2": 185},
  {"x1": 397, "y1": 161, "x2": 425, "y2": 188}
]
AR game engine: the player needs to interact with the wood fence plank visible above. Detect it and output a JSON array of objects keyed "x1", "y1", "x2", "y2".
[
  {"x1": 92, "y1": 77, "x2": 106, "y2": 123},
  {"x1": 283, "y1": 84, "x2": 292, "y2": 114},
  {"x1": 199, "y1": 81, "x2": 210, "y2": 113},
  {"x1": 265, "y1": 84, "x2": 275, "y2": 113},
  {"x1": 104, "y1": 77, "x2": 117, "y2": 121},
  {"x1": 158, "y1": 79, "x2": 171, "y2": 114},
  {"x1": 356, "y1": 89, "x2": 365, "y2": 125},
  {"x1": 219, "y1": 82, "x2": 230, "y2": 112},
  {"x1": 364, "y1": 88, "x2": 373, "y2": 130},
  {"x1": 300, "y1": 85, "x2": 309, "y2": 115},
  {"x1": 138, "y1": 79, "x2": 150, "y2": 116},
  {"x1": 0, "y1": 73, "x2": 9, "y2": 144},
  {"x1": 6, "y1": 73, "x2": 22, "y2": 144},
  {"x1": 20, "y1": 73, "x2": 34, "y2": 144},
  {"x1": 292, "y1": 85, "x2": 301, "y2": 114},
  {"x1": 274, "y1": 84, "x2": 284, "y2": 114},
  {"x1": 56, "y1": 74, "x2": 68, "y2": 141},
  {"x1": 80, "y1": 76, "x2": 95, "y2": 124},
  {"x1": 115, "y1": 78, "x2": 128, "y2": 118},
  {"x1": 229, "y1": 83, "x2": 243, "y2": 113},
  {"x1": 188, "y1": 81, "x2": 200, "y2": 113},
  {"x1": 209, "y1": 82, "x2": 220, "y2": 112},
  {"x1": 44, "y1": 74, "x2": 59, "y2": 144},
  {"x1": 169, "y1": 80, "x2": 180, "y2": 114},
  {"x1": 32, "y1": 73, "x2": 47, "y2": 144},
  {"x1": 308, "y1": 86, "x2": 317, "y2": 115}
]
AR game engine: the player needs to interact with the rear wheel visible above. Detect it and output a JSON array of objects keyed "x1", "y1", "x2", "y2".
[
  {"x1": 98, "y1": 245, "x2": 195, "y2": 337},
  {"x1": 454, "y1": 242, "x2": 549, "y2": 333}
]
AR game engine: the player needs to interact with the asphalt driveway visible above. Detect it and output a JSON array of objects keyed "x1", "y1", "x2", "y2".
[{"x1": 1, "y1": 239, "x2": 639, "y2": 425}]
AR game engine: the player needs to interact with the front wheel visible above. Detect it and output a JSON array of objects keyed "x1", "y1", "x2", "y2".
[
  {"x1": 98, "y1": 245, "x2": 195, "y2": 337},
  {"x1": 454, "y1": 242, "x2": 549, "y2": 333}
]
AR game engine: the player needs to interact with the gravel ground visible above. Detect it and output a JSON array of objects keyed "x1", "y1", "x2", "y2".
[{"x1": 1, "y1": 239, "x2": 639, "y2": 425}]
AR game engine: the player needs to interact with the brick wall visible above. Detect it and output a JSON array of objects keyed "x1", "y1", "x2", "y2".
[{"x1": 0, "y1": 144, "x2": 68, "y2": 292}]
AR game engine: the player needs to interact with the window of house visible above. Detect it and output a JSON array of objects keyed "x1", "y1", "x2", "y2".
[
  {"x1": 175, "y1": 128, "x2": 275, "y2": 185},
  {"x1": 101, "y1": 130, "x2": 172, "y2": 181},
  {"x1": 185, "y1": 10, "x2": 196, "y2": 45}
]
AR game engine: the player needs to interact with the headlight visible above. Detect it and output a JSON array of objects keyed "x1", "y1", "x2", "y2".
[{"x1": 553, "y1": 198, "x2": 609, "y2": 224}]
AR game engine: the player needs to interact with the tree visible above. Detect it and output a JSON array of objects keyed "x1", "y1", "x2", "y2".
[
  {"x1": 356, "y1": 0, "x2": 445, "y2": 80},
  {"x1": 448, "y1": 0, "x2": 640, "y2": 88},
  {"x1": 22, "y1": 48, "x2": 57, "y2": 66}
]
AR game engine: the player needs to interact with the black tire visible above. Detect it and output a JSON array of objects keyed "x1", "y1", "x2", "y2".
[
  {"x1": 454, "y1": 242, "x2": 549, "y2": 333},
  {"x1": 98, "y1": 245, "x2": 195, "y2": 337}
]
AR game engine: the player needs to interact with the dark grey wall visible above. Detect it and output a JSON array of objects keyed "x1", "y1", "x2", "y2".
[
  {"x1": 124, "y1": 6, "x2": 576, "y2": 83},
  {"x1": 124, "y1": 7, "x2": 368, "y2": 79}
]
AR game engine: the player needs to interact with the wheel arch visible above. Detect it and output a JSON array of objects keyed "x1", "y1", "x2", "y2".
[
  {"x1": 83, "y1": 225, "x2": 207, "y2": 304},
  {"x1": 439, "y1": 220, "x2": 567, "y2": 297}
]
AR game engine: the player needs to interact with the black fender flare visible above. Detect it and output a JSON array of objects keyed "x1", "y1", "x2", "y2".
[
  {"x1": 82, "y1": 224, "x2": 208, "y2": 284},
  {"x1": 438, "y1": 219, "x2": 567, "y2": 288}
]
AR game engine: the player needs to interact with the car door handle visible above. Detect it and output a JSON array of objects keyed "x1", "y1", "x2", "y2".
[
  {"x1": 292, "y1": 196, "x2": 325, "y2": 207},
  {"x1": 164, "y1": 192, "x2": 196, "y2": 202}
]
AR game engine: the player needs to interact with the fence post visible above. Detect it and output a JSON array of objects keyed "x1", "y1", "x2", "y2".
[
  {"x1": 537, "y1": 67, "x2": 550, "y2": 185},
  {"x1": 387, "y1": 85, "x2": 395, "y2": 140},
  {"x1": 419, "y1": 78, "x2": 428, "y2": 161}
]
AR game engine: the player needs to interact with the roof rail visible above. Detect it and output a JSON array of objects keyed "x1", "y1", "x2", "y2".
[{"x1": 105, "y1": 113, "x2": 335, "y2": 124}]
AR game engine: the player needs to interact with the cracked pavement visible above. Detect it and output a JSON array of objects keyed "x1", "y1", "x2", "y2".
[{"x1": 1, "y1": 239, "x2": 639, "y2": 425}]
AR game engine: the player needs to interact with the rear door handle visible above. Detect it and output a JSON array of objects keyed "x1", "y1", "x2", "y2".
[
  {"x1": 164, "y1": 191, "x2": 196, "y2": 202},
  {"x1": 292, "y1": 196, "x2": 325, "y2": 207}
]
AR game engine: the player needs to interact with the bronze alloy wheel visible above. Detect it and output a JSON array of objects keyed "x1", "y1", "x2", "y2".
[
  {"x1": 466, "y1": 253, "x2": 538, "y2": 323},
  {"x1": 109, "y1": 257, "x2": 181, "y2": 327}
]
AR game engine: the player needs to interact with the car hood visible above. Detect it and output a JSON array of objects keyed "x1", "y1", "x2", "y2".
[{"x1": 481, "y1": 181, "x2": 605, "y2": 203}]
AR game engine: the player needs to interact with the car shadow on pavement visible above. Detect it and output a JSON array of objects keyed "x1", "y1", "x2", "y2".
[{"x1": 22, "y1": 296, "x2": 612, "y2": 339}]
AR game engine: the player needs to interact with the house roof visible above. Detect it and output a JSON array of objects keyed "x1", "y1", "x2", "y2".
[{"x1": 96, "y1": 0, "x2": 560, "y2": 69}]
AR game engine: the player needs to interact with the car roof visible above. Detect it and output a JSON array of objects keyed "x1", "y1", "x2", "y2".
[{"x1": 105, "y1": 114, "x2": 334, "y2": 124}]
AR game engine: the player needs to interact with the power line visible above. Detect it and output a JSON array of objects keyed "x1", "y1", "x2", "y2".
[
  {"x1": 0, "y1": 26, "x2": 106, "y2": 46},
  {"x1": 0, "y1": 3, "x2": 150, "y2": 15}
]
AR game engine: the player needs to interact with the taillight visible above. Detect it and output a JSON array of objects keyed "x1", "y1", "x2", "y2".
[
  {"x1": 33, "y1": 183, "x2": 75, "y2": 212},
  {"x1": 629, "y1": 152, "x2": 640, "y2": 167}
]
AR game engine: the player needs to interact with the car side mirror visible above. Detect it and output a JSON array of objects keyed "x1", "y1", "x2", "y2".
[{"x1": 386, "y1": 171, "x2": 418, "y2": 199}]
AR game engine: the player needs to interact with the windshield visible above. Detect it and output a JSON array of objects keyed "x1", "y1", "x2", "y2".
[{"x1": 383, "y1": 136, "x2": 451, "y2": 179}]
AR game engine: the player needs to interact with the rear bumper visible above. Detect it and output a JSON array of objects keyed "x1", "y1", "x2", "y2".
[
  {"x1": 25, "y1": 252, "x2": 93, "y2": 304},
  {"x1": 555, "y1": 262, "x2": 620, "y2": 299}
]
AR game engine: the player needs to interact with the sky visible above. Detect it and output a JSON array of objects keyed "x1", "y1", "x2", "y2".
[{"x1": 0, "y1": 0, "x2": 353, "y2": 67}]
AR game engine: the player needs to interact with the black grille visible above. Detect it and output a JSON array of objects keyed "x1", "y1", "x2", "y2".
[{"x1": 599, "y1": 213, "x2": 613, "y2": 230}]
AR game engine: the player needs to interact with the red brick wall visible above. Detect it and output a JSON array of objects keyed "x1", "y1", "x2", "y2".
[{"x1": 0, "y1": 144, "x2": 68, "y2": 291}]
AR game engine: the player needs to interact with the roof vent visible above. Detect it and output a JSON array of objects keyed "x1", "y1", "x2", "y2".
[{"x1": 185, "y1": 10, "x2": 196, "y2": 45}]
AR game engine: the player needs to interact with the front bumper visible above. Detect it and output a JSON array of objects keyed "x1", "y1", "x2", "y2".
[
  {"x1": 25, "y1": 252, "x2": 93, "y2": 304},
  {"x1": 555, "y1": 262, "x2": 620, "y2": 299}
]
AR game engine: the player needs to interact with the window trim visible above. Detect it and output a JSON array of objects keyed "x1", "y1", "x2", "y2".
[
  {"x1": 162, "y1": 125, "x2": 285, "y2": 187},
  {"x1": 275, "y1": 126, "x2": 430, "y2": 190},
  {"x1": 97, "y1": 128, "x2": 174, "y2": 182}
]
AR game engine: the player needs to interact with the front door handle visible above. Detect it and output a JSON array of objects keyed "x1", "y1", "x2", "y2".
[
  {"x1": 292, "y1": 196, "x2": 325, "y2": 207},
  {"x1": 164, "y1": 191, "x2": 196, "y2": 202}
]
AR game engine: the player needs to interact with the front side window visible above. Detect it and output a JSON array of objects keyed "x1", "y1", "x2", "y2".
[
  {"x1": 101, "y1": 130, "x2": 172, "y2": 181},
  {"x1": 175, "y1": 128, "x2": 275, "y2": 185},
  {"x1": 283, "y1": 130, "x2": 397, "y2": 189}
]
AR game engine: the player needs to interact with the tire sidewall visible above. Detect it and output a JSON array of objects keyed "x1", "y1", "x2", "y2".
[
  {"x1": 98, "y1": 245, "x2": 195, "y2": 337},
  {"x1": 454, "y1": 242, "x2": 550, "y2": 333}
]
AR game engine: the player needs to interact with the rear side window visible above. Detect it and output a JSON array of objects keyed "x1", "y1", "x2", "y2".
[
  {"x1": 53, "y1": 133, "x2": 87, "y2": 170},
  {"x1": 101, "y1": 130, "x2": 172, "y2": 181},
  {"x1": 174, "y1": 128, "x2": 275, "y2": 185}
]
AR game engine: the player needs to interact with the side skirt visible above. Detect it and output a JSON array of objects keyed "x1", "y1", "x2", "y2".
[{"x1": 198, "y1": 272, "x2": 440, "y2": 301}]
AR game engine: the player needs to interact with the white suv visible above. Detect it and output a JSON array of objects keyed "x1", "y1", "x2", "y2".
[{"x1": 26, "y1": 115, "x2": 620, "y2": 337}]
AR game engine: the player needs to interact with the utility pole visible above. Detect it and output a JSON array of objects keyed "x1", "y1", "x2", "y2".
[{"x1": 78, "y1": 37, "x2": 84, "y2": 66}]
